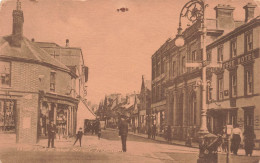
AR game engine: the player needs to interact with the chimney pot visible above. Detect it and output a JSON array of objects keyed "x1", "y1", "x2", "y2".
[
  {"x1": 66, "y1": 39, "x2": 69, "y2": 47},
  {"x1": 12, "y1": 0, "x2": 24, "y2": 47},
  {"x1": 214, "y1": 4, "x2": 235, "y2": 30},
  {"x1": 243, "y1": 3, "x2": 257, "y2": 22}
]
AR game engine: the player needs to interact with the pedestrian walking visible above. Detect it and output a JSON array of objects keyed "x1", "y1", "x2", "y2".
[
  {"x1": 119, "y1": 116, "x2": 128, "y2": 152},
  {"x1": 152, "y1": 124, "x2": 156, "y2": 139},
  {"x1": 73, "y1": 127, "x2": 83, "y2": 147},
  {"x1": 47, "y1": 121, "x2": 57, "y2": 148},
  {"x1": 243, "y1": 126, "x2": 256, "y2": 156},
  {"x1": 231, "y1": 124, "x2": 242, "y2": 155},
  {"x1": 98, "y1": 127, "x2": 102, "y2": 140},
  {"x1": 147, "y1": 126, "x2": 151, "y2": 139}
]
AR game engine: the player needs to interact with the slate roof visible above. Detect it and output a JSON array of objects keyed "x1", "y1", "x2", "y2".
[{"x1": 0, "y1": 35, "x2": 70, "y2": 72}]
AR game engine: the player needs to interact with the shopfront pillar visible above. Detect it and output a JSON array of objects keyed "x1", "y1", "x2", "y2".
[
  {"x1": 53, "y1": 104, "x2": 57, "y2": 125},
  {"x1": 173, "y1": 90, "x2": 177, "y2": 126},
  {"x1": 66, "y1": 107, "x2": 69, "y2": 136}
]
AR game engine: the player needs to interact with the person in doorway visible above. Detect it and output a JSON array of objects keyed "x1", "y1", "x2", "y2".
[
  {"x1": 47, "y1": 121, "x2": 57, "y2": 148},
  {"x1": 119, "y1": 116, "x2": 128, "y2": 152},
  {"x1": 73, "y1": 127, "x2": 83, "y2": 147},
  {"x1": 243, "y1": 126, "x2": 256, "y2": 156},
  {"x1": 231, "y1": 124, "x2": 242, "y2": 155}
]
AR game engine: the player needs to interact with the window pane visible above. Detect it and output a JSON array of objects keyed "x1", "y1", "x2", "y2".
[{"x1": 0, "y1": 61, "x2": 11, "y2": 86}]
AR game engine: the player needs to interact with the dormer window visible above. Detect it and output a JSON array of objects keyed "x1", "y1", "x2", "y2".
[{"x1": 0, "y1": 61, "x2": 11, "y2": 87}]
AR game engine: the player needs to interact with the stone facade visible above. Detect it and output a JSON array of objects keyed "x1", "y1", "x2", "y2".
[{"x1": 151, "y1": 2, "x2": 260, "y2": 147}]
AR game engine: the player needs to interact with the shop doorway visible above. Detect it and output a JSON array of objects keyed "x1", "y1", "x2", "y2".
[{"x1": 244, "y1": 107, "x2": 254, "y2": 130}]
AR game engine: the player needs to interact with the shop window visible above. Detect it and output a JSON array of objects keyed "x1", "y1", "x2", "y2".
[
  {"x1": 50, "y1": 71, "x2": 56, "y2": 92},
  {"x1": 230, "y1": 72, "x2": 237, "y2": 97},
  {"x1": 245, "y1": 30, "x2": 253, "y2": 52},
  {"x1": 0, "y1": 61, "x2": 11, "y2": 87},
  {"x1": 230, "y1": 39, "x2": 237, "y2": 58},
  {"x1": 245, "y1": 66, "x2": 253, "y2": 95},
  {"x1": 217, "y1": 76, "x2": 224, "y2": 100},
  {"x1": 217, "y1": 45, "x2": 223, "y2": 62}
]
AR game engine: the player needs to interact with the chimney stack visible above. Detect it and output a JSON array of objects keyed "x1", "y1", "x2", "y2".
[
  {"x1": 243, "y1": 3, "x2": 257, "y2": 22},
  {"x1": 66, "y1": 39, "x2": 69, "y2": 47},
  {"x1": 214, "y1": 4, "x2": 235, "y2": 30},
  {"x1": 12, "y1": 0, "x2": 24, "y2": 47}
]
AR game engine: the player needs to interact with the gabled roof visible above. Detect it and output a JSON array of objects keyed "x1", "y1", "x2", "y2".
[{"x1": 0, "y1": 36, "x2": 70, "y2": 72}]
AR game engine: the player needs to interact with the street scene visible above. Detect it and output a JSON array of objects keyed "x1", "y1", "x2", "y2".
[{"x1": 0, "y1": 0, "x2": 260, "y2": 162}]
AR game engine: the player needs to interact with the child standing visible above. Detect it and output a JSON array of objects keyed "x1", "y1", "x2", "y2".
[{"x1": 73, "y1": 128, "x2": 83, "y2": 147}]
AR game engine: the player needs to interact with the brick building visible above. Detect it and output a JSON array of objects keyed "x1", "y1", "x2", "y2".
[
  {"x1": 151, "y1": 1, "x2": 260, "y2": 147},
  {"x1": 139, "y1": 75, "x2": 151, "y2": 133},
  {"x1": 0, "y1": 1, "x2": 87, "y2": 144}
]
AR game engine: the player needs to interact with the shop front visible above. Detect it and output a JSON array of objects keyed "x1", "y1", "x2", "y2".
[
  {"x1": 207, "y1": 107, "x2": 238, "y2": 135},
  {"x1": 38, "y1": 92, "x2": 78, "y2": 139},
  {"x1": 0, "y1": 99, "x2": 16, "y2": 132}
]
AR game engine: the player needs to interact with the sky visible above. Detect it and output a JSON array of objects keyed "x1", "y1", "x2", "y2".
[{"x1": 0, "y1": 0, "x2": 259, "y2": 105}]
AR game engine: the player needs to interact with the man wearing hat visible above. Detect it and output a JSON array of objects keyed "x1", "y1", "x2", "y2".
[
  {"x1": 118, "y1": 115, "x2": 128, "y2": 152},
  {"x1": 73, "y1": 127, "x2": 83, "y2": 147},
  {"x1": 47, "y1": 120, "x2": 57, "y2": 148}
]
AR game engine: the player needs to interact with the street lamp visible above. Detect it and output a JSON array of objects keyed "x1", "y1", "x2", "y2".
[{"x1": 174, "y1": 0, "x2": 209, "y2": 135}]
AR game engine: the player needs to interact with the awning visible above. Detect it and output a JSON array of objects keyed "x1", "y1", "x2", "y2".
[
  {"x1": 77, "y1": 100, "x2": 96, "y2": 130},
  {"x1": 77, "y1": 100, "x2": 96, "y2": 120}
]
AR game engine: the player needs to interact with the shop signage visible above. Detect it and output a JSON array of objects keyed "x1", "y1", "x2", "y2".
[{"x1": 222, "y1": 51, "x2": 258, "y2": 69}]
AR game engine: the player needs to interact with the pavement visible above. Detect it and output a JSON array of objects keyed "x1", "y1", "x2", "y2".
[
  {"x1": 106, "y1": 128, "x2": 260, "y2": 157},
  {"x1": 1, "y1": 130, "x2": 260, "y2": 163}
]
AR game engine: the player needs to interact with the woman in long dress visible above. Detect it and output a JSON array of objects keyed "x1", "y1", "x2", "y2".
[
  {"x1": 243, "y1": 126, "x2": 256, "y2": 156},
  {"x1": 231, "y1": 124, "x2": 242, "y2": 155}
]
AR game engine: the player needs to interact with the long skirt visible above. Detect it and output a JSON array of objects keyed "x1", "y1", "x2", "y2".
[
  {"x1": 244, "y1": 138, "x2": 254, "y2": 155},
  {"x1": 231, "y1": 134, "x2": 241, "y2": 155}
]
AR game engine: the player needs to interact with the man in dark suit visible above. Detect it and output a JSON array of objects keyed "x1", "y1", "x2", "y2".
[
  {"x1": 47, "y1": 121, "x2": 57, "y2": 148},
  {"x1": 119, "y1": 116, "x2": 128, "y2": 152}
]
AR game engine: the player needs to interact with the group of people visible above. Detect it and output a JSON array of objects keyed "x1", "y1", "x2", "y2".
[
  {"x1": 229, "y1": 124, "x2": 256, "y2": 156},
  {"x1": 147, "y1": 124, "x2": 157, "y2": 139},
  {"x1": 46, "y1": 120, "x2": 102, "y2": 148},
  {"x1": 47, "y1": 120, "x2": 257, "y2": 156}
]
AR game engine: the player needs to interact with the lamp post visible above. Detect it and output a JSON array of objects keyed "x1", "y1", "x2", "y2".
[{"x1": 174, "y1": 0, "x2": 209, "y2": 135}]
